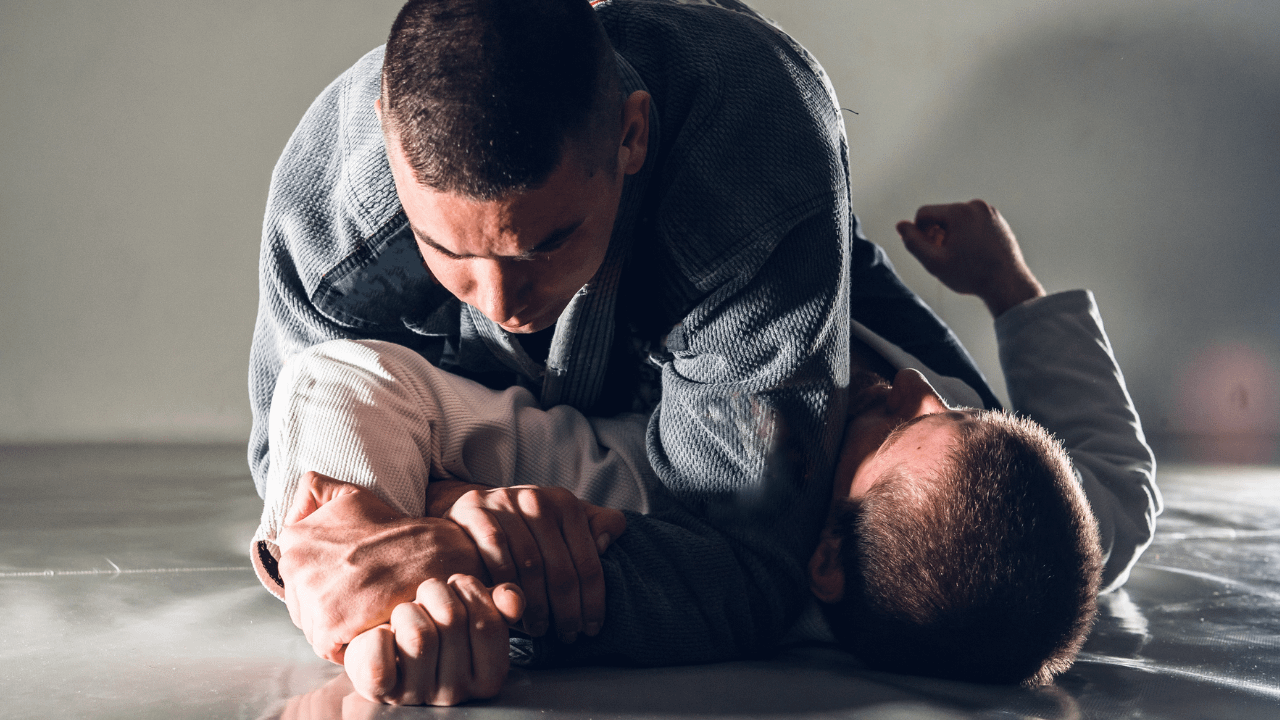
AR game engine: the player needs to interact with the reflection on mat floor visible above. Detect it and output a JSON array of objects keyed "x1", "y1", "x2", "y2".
[{"x1": 1, "y1": 446, "x2": 1276, "y2": 719}]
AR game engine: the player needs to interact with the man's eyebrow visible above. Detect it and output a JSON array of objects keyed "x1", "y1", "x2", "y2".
[
  {"x1": 517, "y1": 220, "x2": 583, "y2": 259},
  {"x1": 412, "y1": 230, "x2": 464, "y2": 259},
  {"x1": 410, "y1": 219, "x2": 584, "y2": 260},
  {"x1": 879, "y1": 410, "x2": 971, "y2": 455},
  {"x1": 879, "y1": 415, "x2": 930, "y2": 456}
]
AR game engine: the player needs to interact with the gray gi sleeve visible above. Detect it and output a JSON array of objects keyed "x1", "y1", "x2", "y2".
[
  {"x1": 534, "y1": 208, "x2": 853, "y2": 666},
  {"x1": 247, "y1": 47, "x2": 423, "y2": 500}
]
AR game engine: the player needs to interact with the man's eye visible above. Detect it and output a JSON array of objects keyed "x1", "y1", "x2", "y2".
[{"x1": 429, "y1": 245, "x2": 466, "y2": 260}]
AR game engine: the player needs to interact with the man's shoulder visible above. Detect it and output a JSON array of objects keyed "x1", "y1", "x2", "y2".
[
  {"x1": 604, "y1": 1, "x2": 850, "y2": 296},
  {"x1": 597, "y1": 0, "x2": 791, "y2": 41},
  {"x1": 264, "y1": 46, "x2": 403, "y2": 295},
  {"x1": 601, "y1": 0, "x2": 824, "y2": 96}
]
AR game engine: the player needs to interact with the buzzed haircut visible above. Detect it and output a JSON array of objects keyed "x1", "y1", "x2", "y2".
[
  {"x1": 821, "y1": 409, "x2": 1103, "y2": 686},
  {"x1": 381, "y1": 0, "x2": 622, "y2": 199}
]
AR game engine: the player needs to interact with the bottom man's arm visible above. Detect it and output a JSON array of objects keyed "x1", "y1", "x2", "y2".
[
  {"x1": 900, "y1": 200, "x2": 1161, "y2": 590},
  {"x1": 253, "y1": 338, "x2": 802, "y2": 703},
  {"x1": 994, "y1": 294, "x2": 1161, "y2": 590},
  {"x1": 251, "y1": 339, "x2": 626, "y2": 677}
]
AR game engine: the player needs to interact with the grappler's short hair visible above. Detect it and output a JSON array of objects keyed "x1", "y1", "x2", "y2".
[
  {"x1": 381, "y1": 0, "x2": 622, "y2": 199},
  {"x1": 820, "y1": 409, "x2": 1103, "y2": 686}
]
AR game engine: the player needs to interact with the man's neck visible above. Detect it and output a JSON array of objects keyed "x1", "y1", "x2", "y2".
[{"x1": 520, "y1": 323, "x2": 558, "y2": 366}]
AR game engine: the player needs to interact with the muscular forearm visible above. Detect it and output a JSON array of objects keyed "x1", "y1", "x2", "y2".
[{"x1": 274, "y1": 474, "x2": 489, "y2": 662}]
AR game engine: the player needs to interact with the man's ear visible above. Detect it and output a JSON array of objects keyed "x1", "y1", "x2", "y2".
[
  {"x1": 618, "y1": 90, "x2": 650, "y2": 175},
  {"x1": 808, "y1": 532, "x2": 845, "y2": 604}
]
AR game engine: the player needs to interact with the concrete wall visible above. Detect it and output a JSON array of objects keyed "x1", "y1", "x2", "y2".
[
  {"x1": 0, "y1": 0, "x2": 405, "y2": 441},
  {"x1": 749, "y1": 0, "x2": 1280, "y2": 461},
  {"x1": 3, "y1": 1, "x2": 1277, "y2": 461}
]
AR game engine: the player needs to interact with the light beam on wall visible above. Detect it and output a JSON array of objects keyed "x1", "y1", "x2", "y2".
[{"x1": 1174, "y1": 344, "x2": 1280, "y2": 463}]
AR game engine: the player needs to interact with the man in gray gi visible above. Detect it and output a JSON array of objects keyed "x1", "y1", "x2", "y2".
[{"x1": 249, "y1": 0, "x2": 1003, "y2": 689}]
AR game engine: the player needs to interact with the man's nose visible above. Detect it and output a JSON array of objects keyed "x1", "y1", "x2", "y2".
[
  {"x1": 472, "y1": 261, "x2": 529, "y2": 324},
  {"x1": 886, "y1": 369, "x2": 951, "y2": 419}
]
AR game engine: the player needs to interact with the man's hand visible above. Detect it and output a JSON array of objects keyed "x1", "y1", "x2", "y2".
[
  {"x1": 276, "y1": 472, "x2": 486, "y2": 664},
  {"x1": 897, "y1": 199, "x2": 1045, "y2": 317},
  {"x1": 439, "y1": 483, "x2": 626, "y2": 642},
  {"x1": 344, "y1": 575, "x2": 525, "y2": 706}
]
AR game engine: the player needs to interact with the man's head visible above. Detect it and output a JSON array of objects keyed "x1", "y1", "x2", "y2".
[
  {"x1": 378, "y1": 0, "x2": 650, "y2": 333},
  {"x1": 809, "y1": 369, "x2": 1103, "y2": 685}
]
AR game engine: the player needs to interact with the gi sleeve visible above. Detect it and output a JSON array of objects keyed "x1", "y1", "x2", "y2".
[{"x1": 996, "y1": 290, "x2": 1162, "y2": 592}]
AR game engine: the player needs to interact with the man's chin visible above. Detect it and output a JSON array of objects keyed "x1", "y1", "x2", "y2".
[
  {"x1": 499, "y1": 319, "x2": 553, "y2": 334},
  {"x1": 490, "y1": 310, "x2": 557, "y2": 334}
]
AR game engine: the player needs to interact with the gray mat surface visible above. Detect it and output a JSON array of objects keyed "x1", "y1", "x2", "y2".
[{"x1": 2, "y1": 445, "x2": 1277, "y2": 719}]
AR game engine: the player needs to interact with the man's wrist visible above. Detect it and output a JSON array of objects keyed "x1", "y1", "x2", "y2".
[
  {"x1": 424, "y1": 479, "x2": 480, "y2": 518},
  {"x1": 982, "y1": 272, "x2": 1046, "y2": 318}
]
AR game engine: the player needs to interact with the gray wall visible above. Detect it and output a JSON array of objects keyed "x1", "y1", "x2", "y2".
[
  {"x1": 1, "y1": 0, "x2": 405, "y2": 441},
  {"x1": 750, "y1": 0, "x2": 1280, "y2": 461},
  {"x1": 3, "y1": 1, "x2": 1278, "y2": 461}
]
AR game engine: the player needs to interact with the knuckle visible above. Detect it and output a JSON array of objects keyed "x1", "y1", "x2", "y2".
[
  {"x1": 547, "y1": 570, "x2": 580, "y2": 597},
  {"x1": 489, "y1": 567, "x2": 518, "y2": 590},
  {"x1": 575, "y1": 560, "x2": 604, "y2": 585},
  {"x1": 433, "y1": 684, "x2": 473, "y2": 707},
  {"x1": 520, "y1": 490, "x2": 549, "y2": 515},
  {"x1": 470, "y1": 522, "x2": 506, "y2": 547},
  {"x1": 457, "y1": 489, "x2": 490, "y2": 512},
  {"x1": 489, "y1": 555, "x2": 517, "y2": 578},
  {"x1": 519, "y1": 551, "x2": 544, "y2": 575},
  {"x1": 399, "y1": 629, "x2": 427, "y2": 659},
  {"x1": 392, "y1": 605, "x2": 436, "y2": 648},
  {"x1": 432, "y1": 598, "x2": 465, "y2": 629},
  {"x1": 472, "y1": 613, "x2": 495, "y2": 633},
  {"x1": 547, "y1": 487, "x2": 578, "y2": 512}
]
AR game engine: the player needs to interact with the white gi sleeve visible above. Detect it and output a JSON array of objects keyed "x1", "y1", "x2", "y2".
[
  {"x1": 250, "y1": 339, "x2": 657, "y2": 597},
  {"x1": 996, "y1": 290, "x2": 1161, "y2": 592}
]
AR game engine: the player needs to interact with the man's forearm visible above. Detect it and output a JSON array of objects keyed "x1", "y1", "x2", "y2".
[{"x1": 274, "y1": 472, "x2": 488, "y2": 662}]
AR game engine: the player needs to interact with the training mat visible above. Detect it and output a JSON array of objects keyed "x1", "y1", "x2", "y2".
[{"x1": 1, "y1": 445, "x2": 1276, "y2": 719}]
